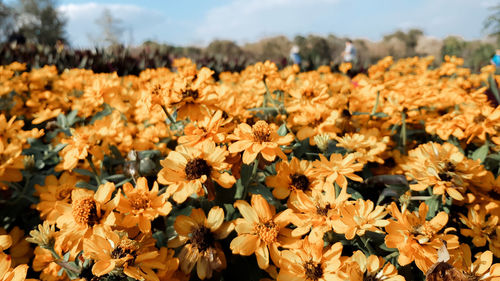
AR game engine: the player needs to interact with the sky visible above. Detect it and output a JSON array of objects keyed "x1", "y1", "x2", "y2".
[{"x1": 54, "y1": 0, "x2": 498, "y2": 48}]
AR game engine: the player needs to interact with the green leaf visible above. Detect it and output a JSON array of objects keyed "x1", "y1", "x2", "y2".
[
  {"x1": 471, "y1": 143, "x2": 489, "y2": 163},
  {"x1": 277, "y1": 123, "x2": 287, "y2": 136},
  {"x1": 425, "y1": 195, "x2": 441, "y2": 220},
  {"x1": 248, "y1": 183, "x2": 278, "y2": 206},
  {"x1": 74, "y1": 168, "x2": 95, "y2": 178},
  {"x1": 488, "y1": 74, "x2": 500, "y2": 105},
  {"x1": 75, "y1": 181, "x2": 96, "y2": 190}
]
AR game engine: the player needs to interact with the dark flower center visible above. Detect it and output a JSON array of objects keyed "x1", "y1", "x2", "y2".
[
  {"x1": 185, "y1": 158, "x2": 212, "y2": 180},
  {"x1": 252, "y1": 121, "x2": 272, "y2": 142},
  {"x1": 182, "y1": 89, "x2": 199, "y2": 100},
  {"x1": 438, "y1": 162, "x2": 456, "y2": 182},
  {"x1": 191, "y1": 226, "x2": 215, "y2": 252},
  {"x1": 290, "y1": 173, "x2": 310, "y2": 191},
  {"x1": 316, "y1": 204, "x2": 330, "y2": 216},
  {"x1": 72, "y1": 197, "x2": 99, "y2": 227},
  {"x1": 304, "y1": 260, "x2": 323, "y2": 280}
]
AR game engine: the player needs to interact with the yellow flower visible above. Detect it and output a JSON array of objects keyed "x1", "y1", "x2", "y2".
[
  {"x1": 169, "y1": 207, "x2": 233, "y2": 279},
  {"x1": 228, "y1": 120, "x2": 294, "y2": 164},
  {"x1": 231, "y1": 194, "x2": 301, "y2": 269},
  {"x1": 115, "y1": 177, "x2": 172, "y2": 233},
  {"x1": 157, "y1": 141, "x2": 235, "y2": 203}
]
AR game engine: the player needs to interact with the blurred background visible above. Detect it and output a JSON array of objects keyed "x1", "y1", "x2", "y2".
[{"x1": 1, "y1": 0, "x2": 499, "y2": 75}]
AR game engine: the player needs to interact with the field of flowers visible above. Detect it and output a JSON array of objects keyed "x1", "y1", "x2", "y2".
[{"x1": 1, "y1": 56, "x2": 500, "y2": 281}]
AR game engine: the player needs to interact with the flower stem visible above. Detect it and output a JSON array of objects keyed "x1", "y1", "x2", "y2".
[{"x1": 86, "y1": 154, "x2": 101, "y2": 186}]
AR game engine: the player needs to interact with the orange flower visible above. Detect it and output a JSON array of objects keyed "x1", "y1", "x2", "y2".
[
  {"x1": 333, "y1": 132, "x2": 388, "y2": 164},
  {"x1": 455, "y1": 244, "x2": 500, "y2": 281},
  {"x1": 168, "y1": 207, "x2": 233, "y2": 279},
  {"x1": 157, "y1": 141, "x2": 235, "y2": 203},
  {"x1": 311, "y1": 153, "x2": 363, "y2": 190},
  {"x1": 0, "y1": 227, "x2": 31, "y2": 267},
  {"x1": 115, "y1": 177, "x2": 172, "y2": 233},
  {"x1": 228, "y1": 120, "x2": 294, "y2": 164},
  {"x1": 55, "y1": 183, "x2": 116, "y2": 253},
  {"x1": 34, "y1": 172, "x2": 79, "y2": 224},
  {"x1": 278, "y1": 239, "x2": 343, "y2": 281},
  {"x1": 332, "y1": 199, "x2": 388, "y2": 240},
  {"x1": 459, "y1": 204, "x2": 498, "y2": 247},
  {"x1": 83, "y1": 229, "x2": 165, "y2": 281},
  {"x1": 0, "y1": 253, "x2": 28, "y2": 281},
  {"x1": 265, "y1": 157, "x2": 318, "y2": 200},
  {"x1": 384, "y1": 202, "x2": 459, "y2": 272},
  {"x1": 339, "y1": 251, "x2": 404, "y2": 281},
  {"x1": 402, "y1": 142, "x2": 487, "y2": 201},
  {"x1": 288, "y1": 185, "x2": 350, "y2": 243},
  {"x1": 230, "y1": 194, "x2": 301, "y2": 269},
  {"x1": 178, "y1": 110, "x2": 232, "y2": 147}
]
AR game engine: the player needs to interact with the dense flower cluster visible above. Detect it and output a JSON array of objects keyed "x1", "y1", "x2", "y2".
[{"x1": 1, "y1": 56, "x2": 500, "y2": 281}]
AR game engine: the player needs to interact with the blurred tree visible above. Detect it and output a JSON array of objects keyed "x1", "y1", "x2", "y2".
[
  {"x1": 383, "y1": 29, "x2": 423, "y2": 56},
  {"x1": 14, "y1": 0, "x2": 67, "y2": 45},
  {"x1": 206, "y1": 40, "x2": 244, "y2": 58},
  {"x1": 92, "y1": 8, "x2": 124, "y2": 47},
  {"x1": 484, "y1": 4, "x2": 500, "y2": 45},
  {"x1": 0, "y1": 1, "x2": 17, "y2": 42},
  {"x1": 441, "y1": 36, "x2": 466, "y2": 58}
]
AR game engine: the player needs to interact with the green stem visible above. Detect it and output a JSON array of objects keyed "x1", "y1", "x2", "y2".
[
  {"x1": 359, "y1": 235, "x2": 375, "y2": 255},
  {"x1": 86, "y1": 154, "x2": 102, "y2": 186},
  {"x1": 161, "y1": 105, "x2": 179, "y2": 131},
  {"x1": 369, "y1": 91, "x2": 380, "y2": 119},
  {"x1": 400, "y1": 111, "x2": 407, "y2": 154}
]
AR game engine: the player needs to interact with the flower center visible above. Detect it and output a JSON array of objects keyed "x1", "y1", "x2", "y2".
[
  {"x1": 72, "y1": 197, "x2": 99, "y2": 226},
  {"x1": 185, "y1": 158, "x2": 212, "y2": 180},
  {"x1": 316, "y1": 205, "x2": 330, "y2": 216},
  {"x1": 128, "y1": 192, "x2": 151, "y2": 210},
  {"x1": 363, "y1": 273, "x2": 381, "y2": 281},
  {"x1": 304, "y1": 260, "x2": 323, "y2": 280},
  {"x1": 182, "y1": 89, "x2": 199, "y2": 100},
  {"x1": 252, "y1": 121, "x2": 272, "y2": 143},
  {"x1": 56, "y1": 187, "x2": 73, "y2": 201},
  {"x1": 290, "y1": 173, "x2": 310, "y2": 191},
  {"x1": 438, "y1": 162, "x2": 456, "y2": 182},
  {"x1": 473, "y1": 114, "x2": 486, "y2": 123},
  {"x1": 191, "y1": 226, "x2": 215, "y2": 252},
  {"x1": 111, "y1": 238, "x2": 139, "y2": 265},
  {"x1": 254, "y1": 221, "x2": 279, "y2": 245}
]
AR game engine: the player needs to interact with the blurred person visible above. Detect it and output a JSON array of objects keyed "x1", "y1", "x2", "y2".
[
  {"x1": 491, "y1": 49, "x2": 500, "y2": 67},
  {"x1": 342, "y1": 39, "x2": 356, "y2": 63},
  {"x1": 290, "y1": 45, "x2": 301, "y2": 65}
]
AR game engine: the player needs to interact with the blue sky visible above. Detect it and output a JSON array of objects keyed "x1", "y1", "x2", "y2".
[{"x1": 56, "y1": 0, "x2": 498, "y2": 47}]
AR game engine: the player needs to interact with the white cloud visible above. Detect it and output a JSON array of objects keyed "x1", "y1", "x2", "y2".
[
  {"x1": 58, "y1": 2, "x2": 165, "y2": 47},
  {"x1": 195, "y1": 0, "x2": 341, "y2": 44}
]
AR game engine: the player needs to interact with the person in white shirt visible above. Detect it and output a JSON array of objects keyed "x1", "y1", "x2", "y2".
[
  {"x1": 290, "y1": 45, "x2": 301, "y2": 65},
  {"x1": 342, "y1": 39, "x2": 356, "y2": 63}
]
